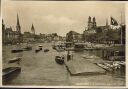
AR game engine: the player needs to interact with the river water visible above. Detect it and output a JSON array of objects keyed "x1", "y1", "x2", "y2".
[{"x1": 2, "y1": 43, "x2": 125, "y2": 86}]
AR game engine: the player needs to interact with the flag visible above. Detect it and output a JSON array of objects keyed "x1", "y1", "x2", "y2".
[{"x1": 111, "y1": 17, "x2": 118, "y2": 26}]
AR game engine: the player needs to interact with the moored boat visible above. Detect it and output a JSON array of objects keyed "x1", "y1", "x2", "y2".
[
  {"x1": 96, "y1": 63, "x2": 113, "y2": 71},
  {"x1": 3, "y1": 67, "x2": 21, "y2": 81},
  {"x1": 55, "y1": 56, "x2": 64, "y2": 65},
  {"x1": 38, "y1": 45, "x2": 43, "y2": 47},
  {"x1": 74, "y1": 43, "x2": 85, "y2": 52},
  {"x1": 52, "y1": 45, "x2": 56, "y2": 50},
  {"x1": 11, "y1": 48, "x2": 23, "y2": 53},
  {"x1": 35, "y1": 49, "x2": 41, "y2": 53},
  {"x1": 44, "y1": 49, "x2": 49, "y2": 52},
  {"x1": 38, "y1": 45, "x2": 43, "y2": 50},
  {"x1": 8, "y1": 57, "x2": 22, "y2": 63},
  {"x1": 23, "y1": 46, "x2": 32, "y2": 51},
  {"x1": 35, "y1": 45, "x2": 43, "y2": 53},
  {"x1": 56, "y1": 47, "x2": 65, "y2": 52},
  {"x1": 52, "y1": 42, "x2": 66, "y2": 51}
]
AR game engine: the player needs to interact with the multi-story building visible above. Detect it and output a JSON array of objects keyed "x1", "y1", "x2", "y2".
[
  {"x1": 2, "y1": 14, "x2": 23, "y2": 45},
  {"x1": 66, "y1": 31, "x2": 83, "y2": 43}
]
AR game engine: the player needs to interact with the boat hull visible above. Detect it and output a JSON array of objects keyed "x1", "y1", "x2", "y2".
[
  {"x1": 44, "y1": 49, "x2": 49, "y2": 52},
  {"x1": 23, "y1": 47, "x2": 32, "y2": 51},
  {"x1": 2, "y1": 67, "x2": 21, "y2": 82},
  {"x1": 55, "y1": 56, "x2": 64, "y2": 65},
  {"x1": 35, "y1": 49, "x2": 42, "y2": 53},
  {"x1": 11, "y1": 49, "x2": 23, "y2": 53},
  {"x1": 9, "y1": 57, "x2": 21, "y2": 63}
]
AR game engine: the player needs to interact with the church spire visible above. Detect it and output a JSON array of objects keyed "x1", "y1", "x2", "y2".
[
  {"x1": 2, "y1": 19, "x2": 4, "y2": 24},
  {"x1": 16, "y1": 13, "x2": 21, "y2": 33},
  {"x1": 31, "y1": 24, "x2": 34, "y2": 30},
  {"x1": 31, "y1": 23, "x2": 35, "y2": 35},
  {"x1": 17, "y1": 14, "x2": 20, "y2": 26}
]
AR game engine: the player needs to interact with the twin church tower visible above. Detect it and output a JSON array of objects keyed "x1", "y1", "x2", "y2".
[{"x1": 87, "y1": 16, "x2": 97, "y2": 30}]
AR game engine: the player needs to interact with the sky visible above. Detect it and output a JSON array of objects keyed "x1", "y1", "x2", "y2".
[{"x1": 2, "y1": 0, "x2": 125, "y2": 36}]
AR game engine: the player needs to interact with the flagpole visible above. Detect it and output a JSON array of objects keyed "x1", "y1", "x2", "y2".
[{"x1": 120, "y1": 11, "x2": 122, "y2": 44}]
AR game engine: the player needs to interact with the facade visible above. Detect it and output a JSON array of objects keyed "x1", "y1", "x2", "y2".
[
  {"x1": 66, "y1": 31, "x2": 83, "y2": 43},
  {"x1": 2, "y1": 14, "x2": 22, "y2": 45},
  {"x1": 23, "y1": 24, "x2": 36, "y2": 43},
  {"x1": 2, "y1": 19, "x2": 6, "y2": 44},
  {"x1": 83, "y1": 16, "x2": 97, "y2": 42},
  {"x1": 23, "y1": 32, "x2": 35, "y2": 43},
  {"x1": 83, "y1": 16, "x2": 124, "y2": 44}
]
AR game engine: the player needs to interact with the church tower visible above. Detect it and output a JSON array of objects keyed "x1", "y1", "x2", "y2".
[
  {"x1": 2, "y1": 19, "x2": 6, "y2": 44},
  {"x1": 88, "y1": 16, "x2": 93, "y2": 30},
  {"x1": 2, "y1": 19, "x2": 5, "y2": 31},
  {"x1": 92, "y1": 17, "x2": 96, "y2": 28},
  {"x1": 31, "y1": 23, "x2": 35, "y2": 35},
  {"x1": 16, "y1": 14, "x2": 21, "y2": 34}
]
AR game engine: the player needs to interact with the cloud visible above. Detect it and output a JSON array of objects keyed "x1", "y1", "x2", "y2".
[{"x1": 43, "y1": 15, "x2": 76, "y2": 25}]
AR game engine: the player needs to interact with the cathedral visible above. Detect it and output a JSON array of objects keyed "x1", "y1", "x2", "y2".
[{"x1": 87, "y1": 16, "x2": 97, "y2": 30}]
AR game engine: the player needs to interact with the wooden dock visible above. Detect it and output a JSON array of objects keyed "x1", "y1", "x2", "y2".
[{"x1": 64, "y1": 56, "x2": 106, "y2": 75}]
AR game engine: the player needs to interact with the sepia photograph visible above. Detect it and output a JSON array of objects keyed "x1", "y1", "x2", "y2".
[{"x1": 2, "y1": 0, "x2": 126, "y2": 87}]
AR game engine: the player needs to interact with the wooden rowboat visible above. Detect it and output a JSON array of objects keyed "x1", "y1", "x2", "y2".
[
  {"x1": 3, "y1": 67, "x2": 21, "y2": 81},
  {"x1": 8, "y1": 57, "x2": 22, "y2": 63},
  {"x1": 11, "y1": 48, "x2": 23, "y2": 53},
  {"x1": 55, "y1": 56, "x2": 64, "y2": 65},
  {"x1": 44, "y1": 49, "x2": 49, "y2": 52}
]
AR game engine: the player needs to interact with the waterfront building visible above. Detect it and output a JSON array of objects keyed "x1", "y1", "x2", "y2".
[
  {"x1": 22, "y1": 24, "x2": 36, "y2": 43},
  {"x1": 2, "y1": 14, "x2": 23, "y2": 45},
  {"x1": 2, "y1": 19, "x2": 6, "y2": 44},
  {"x1": 83, "y1": 16, "x2": 123, "y2": 44},
  {"x1": 23, "y1": 32, "x2": 35, "y2": 43},
  {"x1": 66, "y1": 31, "x2": 83, "y2": 43},
  {"x1": 4, "y1": 27, "x2": 14, "y2": 44}
]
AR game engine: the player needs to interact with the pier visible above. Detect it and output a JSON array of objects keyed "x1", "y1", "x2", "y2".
[{"x1": 64, "y1": 57, "x2": 106, "y2": 75}]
